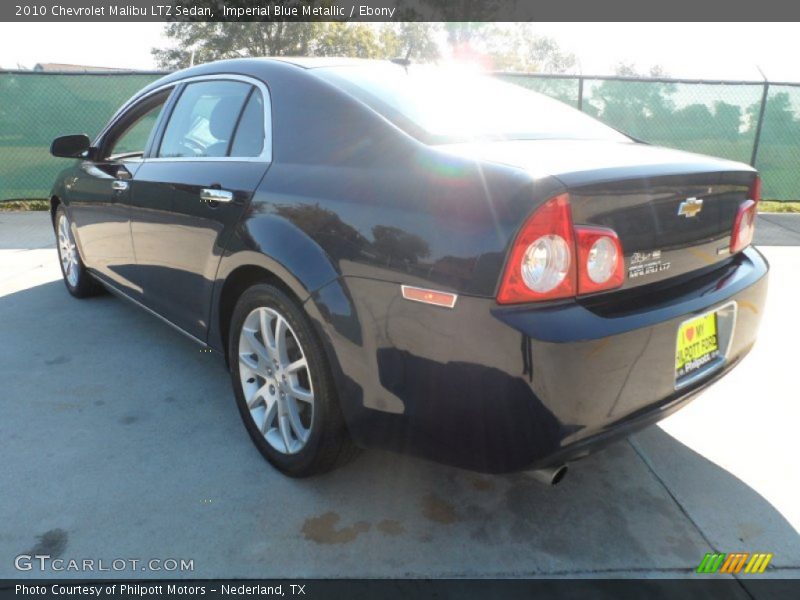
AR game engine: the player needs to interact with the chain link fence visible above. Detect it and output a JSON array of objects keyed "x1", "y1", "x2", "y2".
[
  {"x1": 1, "y1": 70, "x2": 799, "y2": 200},
  {"x1": 500, "y1": 73, "x2": 800, "y2": 200},
  {"x1": 0, "y1": 71, "x2": 164, "y2": 200}
]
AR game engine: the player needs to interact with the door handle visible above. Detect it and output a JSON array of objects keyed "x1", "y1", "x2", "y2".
[
  {"x1": 200, "y1": 188, "x2": 234, "y2": 203},
  {"x1": 111, "y1": 180, "x2": 129, "y2": 192}
]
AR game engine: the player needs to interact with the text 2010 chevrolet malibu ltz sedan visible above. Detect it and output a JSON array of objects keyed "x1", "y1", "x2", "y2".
[{"x1": 49, "y1": 58, "x2": 768, "y2": 481}]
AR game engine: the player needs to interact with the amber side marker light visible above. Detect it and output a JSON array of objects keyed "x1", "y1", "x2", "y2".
[{"x1": 401, "y1": 285, "x2": 458, "y2": 308}]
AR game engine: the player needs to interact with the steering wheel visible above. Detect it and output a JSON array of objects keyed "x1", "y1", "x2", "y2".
[{"x1": 180, "y1": 138, "x2": 205, "y2": 156}]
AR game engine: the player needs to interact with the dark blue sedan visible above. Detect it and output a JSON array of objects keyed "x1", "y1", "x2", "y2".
[{"x1": 49, "y1": 58, "x2": 768, "y2": 481}]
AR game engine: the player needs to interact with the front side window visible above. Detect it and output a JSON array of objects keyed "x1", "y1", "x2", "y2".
[
  {"x1": 106, "y1": 93, "x2": 169, "y2": 159},
  {"x1": 158, "y1": 80, "x2": 252, "y2": 158}
]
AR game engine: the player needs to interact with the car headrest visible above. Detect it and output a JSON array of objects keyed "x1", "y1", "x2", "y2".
[{"x1": 208, "y1": 96, "x2": 243, "y2": 141}]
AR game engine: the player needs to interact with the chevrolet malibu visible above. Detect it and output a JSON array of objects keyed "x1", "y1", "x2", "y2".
[{"x1": 49, "y1": 58, "x2": 768, "y2": 481}]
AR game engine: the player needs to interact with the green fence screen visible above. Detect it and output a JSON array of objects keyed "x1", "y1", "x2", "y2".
[
  {"x1": 500, "y1": 73, "x2": 800, "y2": 200},
  {"x1": 0, "y1": 71, "x2": 163, "y2": 200},
  {"x1": 1, "y1": 70, "x2": 799, "y2": 200}
]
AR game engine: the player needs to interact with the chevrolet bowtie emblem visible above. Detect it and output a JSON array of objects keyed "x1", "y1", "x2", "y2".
[{"x1": 678, "y1": 197, "x2": 704, "y2": 218}]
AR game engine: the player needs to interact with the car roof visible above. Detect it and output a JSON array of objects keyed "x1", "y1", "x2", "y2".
[
  {"x1": 261, "y1": 57, "x2": 389, "y2": 69},
  {"x1": 111, "y1": 57, "x2": 401, "y2": 130},
  {"x1": 142, "y1": 57, "x2": 399, "y2": 91}
]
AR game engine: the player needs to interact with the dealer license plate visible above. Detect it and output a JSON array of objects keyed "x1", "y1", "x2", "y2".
[{"x1": 675, "y1": 312, "x2": 720, "y2": 380}]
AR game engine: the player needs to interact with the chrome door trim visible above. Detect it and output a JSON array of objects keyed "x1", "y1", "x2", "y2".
[
  {"x1": 146, "y1": 74, "x2": 272, "y2": 163},
  {"x1": 96, "y1": 73, "x2": 273, "y2": 164}
]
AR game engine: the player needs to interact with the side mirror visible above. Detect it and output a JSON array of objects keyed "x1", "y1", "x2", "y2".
[{"x1": 50, "y1": 134, "x2": 92, "y2": 159}]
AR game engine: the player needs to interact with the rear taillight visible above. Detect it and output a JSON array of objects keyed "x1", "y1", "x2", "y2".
[
  {"x1": 496, "y1": 194, "x2": 576, "y2": 304},
  {"x1": 730, "y1": 176, "x2": 761, "y2": 254},
  {"x1": 497, "y1": 194, "x2": 626, "y2": 304},
  {"x1": 575, "y1": 226, "x2": 624, "y2": 294}
]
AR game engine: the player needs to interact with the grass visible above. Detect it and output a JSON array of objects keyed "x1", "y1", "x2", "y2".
[
  {"x1": 759, "y1": 201, "x2": 800, "y2": 213},
  {"x1": 0, "y1": 199, "x2": 49, "y2": 211}
]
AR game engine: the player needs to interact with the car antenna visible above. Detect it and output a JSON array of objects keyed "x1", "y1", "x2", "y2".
[{"x1": 390, "y1": 45, "x2": 414, "y2": 72}]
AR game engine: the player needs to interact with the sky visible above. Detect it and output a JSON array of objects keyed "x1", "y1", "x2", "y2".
[{"x1": 1, "y1": 22, "x2": 799, "y2": 81}]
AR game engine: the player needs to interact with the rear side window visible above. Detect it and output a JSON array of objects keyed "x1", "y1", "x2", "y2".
[
  {"x1": 158, "y1": 80, "x2": 251, "y2": 158},
  {"x1": 230, "y1": 90, "x2": 265, "y2": 157}
]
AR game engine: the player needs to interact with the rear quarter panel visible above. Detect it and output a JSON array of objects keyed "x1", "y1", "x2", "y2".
[{"x1": 243, "y1": 62, "x2": 564, "y2": 297}]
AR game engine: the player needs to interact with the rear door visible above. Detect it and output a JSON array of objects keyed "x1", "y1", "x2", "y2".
[{"x1": 128, "y1": 76, "x2": 271, "y2": 340}]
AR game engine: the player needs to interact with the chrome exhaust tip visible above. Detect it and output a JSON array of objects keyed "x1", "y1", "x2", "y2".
[{"x1": 528, "y1": 464, "x2": 568, "y2": 486}]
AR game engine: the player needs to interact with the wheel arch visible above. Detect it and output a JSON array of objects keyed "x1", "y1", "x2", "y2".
[
  {"x1": 210, "y1": 248, "x2": 341, "y2": 366},
  {"x1": 213, "y1": 252, "x2": 367, "y2": 438},
  {"x1": 216, "y1": 262, "x2": 299, "y2": 366},
  {"x1": 50, "y1": 195, "x2": 61, "y2": 226}
]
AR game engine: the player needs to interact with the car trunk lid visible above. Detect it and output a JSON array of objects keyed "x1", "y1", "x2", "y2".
[
  {"x1": 571, "y1": 173, "x2": 756, "y2": 290},
  {"x1": 438, "y1": 139, "x2": 757, "y2": 292}
]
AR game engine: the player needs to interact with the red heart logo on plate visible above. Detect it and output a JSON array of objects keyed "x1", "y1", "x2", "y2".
[{"x1": 685, "y1": 327, "x2": 695, "y2": 342}]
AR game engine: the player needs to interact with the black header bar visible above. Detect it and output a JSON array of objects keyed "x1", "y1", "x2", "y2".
[
  {"x1": 2, "y1": 578, "x2": 800, "y2": 600},
  {"x1": 3, "y1": 0, "x2": 800, "y2": 22}
]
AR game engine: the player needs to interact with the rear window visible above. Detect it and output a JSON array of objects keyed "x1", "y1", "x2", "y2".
[{"x1": 314, "y1": 65, "x2": 630, "y2": 145}]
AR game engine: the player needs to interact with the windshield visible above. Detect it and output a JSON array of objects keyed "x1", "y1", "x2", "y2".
[{"x1": 314, "y1": 64, "x2": 631, "y2": 144}]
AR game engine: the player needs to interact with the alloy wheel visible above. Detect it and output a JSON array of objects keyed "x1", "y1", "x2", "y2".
[
  {"x1": 238, "y1": 306, "x2": 315, "y2": 454},
  {"x1": 57, "y1": 214, "x2": 79, "y2": 287}
]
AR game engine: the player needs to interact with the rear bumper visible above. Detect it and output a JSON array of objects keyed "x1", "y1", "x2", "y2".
[{"x1": 312, "y1": 246, "x2": 769, "y2": 473}]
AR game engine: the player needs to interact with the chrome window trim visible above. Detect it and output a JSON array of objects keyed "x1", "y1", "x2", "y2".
[
  {"x1": 94, "y1": 86, "x2": 176, "y2": 154},
  {"x1": 98, "y1": 74, "x2": 273, "y2": 164}
]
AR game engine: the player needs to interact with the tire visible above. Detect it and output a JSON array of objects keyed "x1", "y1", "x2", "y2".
[
  {"x1": 54, "y1": 206, "x2": 101, "y2": 298},
  {"x1": 228, "y1": 283, "x2": 358, "y2": 477}
]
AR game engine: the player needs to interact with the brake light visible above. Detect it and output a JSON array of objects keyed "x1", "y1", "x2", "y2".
[
  {"x1": 750, "y1": 175, "x2": 762, "y2": 204},
  {"x1": 496, "y1": 194, "x2": 576, "y2": 304},
  {"x1": 575, "y1": 226, "x2": 625, "y2": 294},
  {"x1": 730, "y1": 176, "x2": 761, "y2": 253}
]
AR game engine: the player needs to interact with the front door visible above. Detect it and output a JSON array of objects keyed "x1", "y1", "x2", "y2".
[
  {"x1": 127, "y1": 78, "x2": 270, "y2": 340},
  {"x1": 67, "y1": 91, "x2": 170, "y2": 296}
]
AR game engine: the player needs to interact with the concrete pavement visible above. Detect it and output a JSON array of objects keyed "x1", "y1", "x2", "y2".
[
  {"x1": 756, "y1": 214, "x2": 800, "y2": 246},
  {"x1": 0, "y1": 212, "x2": 798, "y2": 583}
]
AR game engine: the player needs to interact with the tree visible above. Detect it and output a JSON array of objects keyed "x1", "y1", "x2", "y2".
[
  {"x1": 311, "y1": 23, "x2": 382, "y2": 59},
  {"x1": 746, "y1": 91, "x2": 800, "y2": 143},
  {"x1": 588, "y1": 63, "x2": 677, "y2": 138},
  {"x1": 444, "y1": 22, "x2": 497, "y2": 46},
  {"x1": 152, "y1": 22, "x2": 441, "y2": 69},
  {"x1": 713, "y1": 101, "x2": 742, "y2": 142},
  {"x1": 438, "y1": 24, "x2": 576, "y2": 73},
  {"x1": 669, "y1": 103, "x2": 714, "y2": 141},
  {"x1": 488, "y1": 29, "x2": 577, "y2": 73},
  {"x1": 613, "y1": 63, "x2": 669, "y2": 79},
  {"x1": 378, "y1": 23, "x2": 442, "y2": 61},
  {"x1": 152, "y1": 22, "x2": 321, "y2": 69}
]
